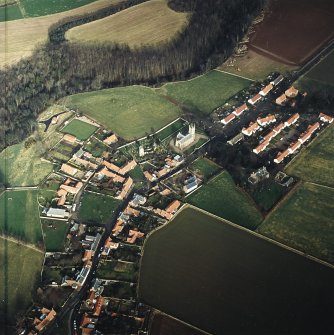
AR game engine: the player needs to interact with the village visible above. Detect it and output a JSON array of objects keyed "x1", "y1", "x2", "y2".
[{"x1": 18, "y1": 72, "x2": 333, "y2": 335}]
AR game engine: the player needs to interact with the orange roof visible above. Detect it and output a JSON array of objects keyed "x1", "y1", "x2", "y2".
[
  {"x1": 103, "y1": 160, "x2": 120, "y2": 173},
  {"x1": 83, "y1": 250, "x2": 93, "y2": 262},
  {"x1": 160, "y1": 188, "x2": 171, "y2": 196},
  {"x1": 273, "y1": 123, "x2": 285, "y2": 134},
  {"x1": 276, "y1": 94, "x2": 287, "y2": 105},
  {"x1": 126, "y1": 229, "x2": 144, "y2": 244},
  {"x1": 233, "y1": 103, "x2": 248, "y2": 116},
  {"x1": 103, "y1": 134, "x2": 118, "y2": 145},
  {"x1": 165, "y1": 200, "x2": 181, "y2": 214},
  {"x1": 274, "y1": 149, "x2": 290, "y2": 163},
  {"x1": 60, "y1": 183, "x2": 82, "y2": 194},
  {"x1": 242, "y1": 122, "x2": 260, "y2": 136},
  {"x1": 117, "y1": 177, "x2": 133, "y2": 200},
  {"x1": 61, "y1": 163, "x2": 78, "y2": 176},
  {"x1": 99, "y1": 167, "x2": 125, "y2": 183},
  {"x1": 112, "y1": 219, "x2": 125, "y2": 236},
  {"x1": 257, "y1": 115, "x2": 276, "y2": 126},
  {"x1": 248, "y1": 93, "x2": 262, "y2": 105},
  {"x1": 93, "y1": 296, "x2": 104, "y2": 317},
  {"x1": 319, "y1": 113, "x2": 333, "y2": 123},
  {"x1": 35, "y1": 309, "x2": 56, "y2": 332},
  {"x1": 119, "y1": 160, "x2": 137, "y2": 175},
  {"x1": 285, "y1": 113, "x2": 300, "y2": 126},
  {"x1": 63, "y1": 134, "x2": 77, "y2": 143},
  {"x1": 260, "y1": 83, "x2": 273, "y2": 96},
  {"x1": 124, "y1": 205, "x2": 140, "y2": 217},
  {"x1": 144, "y1": 171, "x2": 156, "y2": 182},
  {"x1": 157, "y1": 168, "x2": 169, "y2": 178},
  {"x1": 288, "y1": 141, "x2": 301, "y2": 153},
  {"x1": 222, "y1": 113, "x2": 236, "y2": 124},
  {"x1": 307, "y1": 122, "x2": 320, "y2": 133},
  {"x1": 57, "y1": 194, "x2": 66, "y2": 206},
  {"x1": 263, "y1": 130, "x2": 276, "y2": 142},
  {"x1": 285, "y1": 86, "x2": 299, "y2": 98},
  {"x1": 253, "y1": 139, "x2": 270, "y2": 154},
  {"x1": 57, "y1": 188, "x2": 68, "y2": 197},
  {"x1": 154, "y1": 208, "x2": 173, "y2": 220},
  {"x1": 73, "y1": 157, "x2": 98, "y2": 169}
]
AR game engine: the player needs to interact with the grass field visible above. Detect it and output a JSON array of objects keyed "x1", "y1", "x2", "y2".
[
  {"x1": 189, "y1": 157, "x2": 221, "y2": 181},
  {"x1": 156, "y1": 118, "x2": 186, "y2": 141},
  {"x1": 42, "y1": 219, "x2": 68, "y2": 252},
  {"x1": 285, "y1": 124, "x2": 334, "y2": 187},
  {"x1": 187, "y1": 171, "x2": 263, "y2": 229},
  {"x1": 157, "y1": 70, "x2": 251, "y2": 114},
  {"x1": 66, "y1": 0, "x2": 189, "y2": 48},
  {"x1": 139, "y1": 206, "x2": 334, "y2": 335},
  {"x1": 97, "y1": 260, "x2": 138, "y2": 282},
  {"x1": 79, "y1": 192, "x2": 121, "y2": 224},
  {"x1": 0, "y1": 237, "x2": 43, "y2": 323},
  {"x1": 84, "y1": 137, "x2": 109, "y2": 157},
  {"x1": 65, "y1": 85, "x2": 181, "y2": 140},
  {"x1": 0, "y1": 190, "x2": 43, "y2": 244},
  {"x1": 61, "y1": 119, "x2": 98, "y2": 141},
  {"x1": 257, "y1": 183, "x2": 334, "y2": 264},
  {"x1": 0, "y1": 0, "x2": 119, "y2": 67},
  {"x1": 0, "y1": 0, "x2": 98, "y2": 21}
]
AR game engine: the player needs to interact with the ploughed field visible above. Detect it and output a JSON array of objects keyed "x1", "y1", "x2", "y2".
[
  {"x1": 139, "y1": 206, "x2": 334, "y2": 335},
  {"x1": 249, "y1": 0, "x2": 334, "y2": 65},
  {"x1": 66, "y1": 0, "x2": 189, "y2": 48}
]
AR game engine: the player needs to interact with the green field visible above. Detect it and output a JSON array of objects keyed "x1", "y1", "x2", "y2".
[
  {"x1": 0, "y1": 139, "x2": 53, "y2": 187},
  {"x1": 0, "y1": 190, "x2": 43, "y2": 244},
  {"x1": 157, "y1": 70, "x2": 251, "y2": 114},
  {"x1": 42, "y1": 219, "x2": 68, "y2": 252},
  {"x1": 139, "y1": 206, "x2": 334, "y2": 335},
  {"x1": 257, "y1": 183, "x2": 334, "y2": 264},
  {"x1": 79, "y1": 192, "x2": 121, "y2": 224},
  {"x1": 65, "y1": 86, "x2": 181, "y2": 141},
  {"x1": 156, "y1": 118, "x2": 186, "y2": 141},
  {"x1": 0, "y1": 238, "x2": 43, "y2": 323},
  {"x1": 97, "y1": 260, "x2": 138, "y2": 282},
  {"x1": 189, "y1": 157, "x2": 221, "y2": 181},
  {"x1": 0, "y1": 0, "x2": 98, "y2": 21},
  {"x1": 84, "y1": 137, "x2": 109, "y2": 157},
  {"x1": 187, "y1": 171, "x2": 263, "y2": 229},
  {"x1": 61, "y1": 119, "x2": 98, "y2": 141},
  {"x1": 285, "y1": 124, "x2": 334, "y2": 187}
]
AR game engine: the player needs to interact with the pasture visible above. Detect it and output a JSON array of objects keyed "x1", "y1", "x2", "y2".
[
  {"x1": 187, "y1": 171, "x2": 263, "y2": 229},
  {"x1": 285, "y1": 124, "x2": 334, "y2": 187},
  {"x1": 0, "y1": 0, "x2": 118, "y2": 67},
  {"x1": 79, "y1": 192, "x2": 121, "y2": 224},
  {"x1": 0, "y1": 190, "x2": 43, "y2": 245},
  {"x1": 66, "y1": 0, "x2": 189, "y2": 48},
  {"x1": 249, "y1": 0, "x2": 334, "y2": 65},
  {"x1": 65, "y1": 86, "x2": 181, "y2": 141},
  {"x1": 257, "y1": 182, "x2": 334, "y2": 264},
  {"x1": 42, "y1": 219, "x2": 68, "y2": 252},
  {"x1": 61, "y1": 119, "x2": 98, "y2": 141},
  {"x1": 157, "y1": 70, "x2": 251, "y2": 114},
  {"x1": 139, "y1": 206, "x2": 334, "y2": 335},
  {"x1": 0, "y1": 237, "x2": 43, "y2": 323}
]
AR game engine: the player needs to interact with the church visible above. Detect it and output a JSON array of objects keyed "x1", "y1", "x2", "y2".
[{"x1": 175, "y1": 123, "x2": 196, "y2": 150}]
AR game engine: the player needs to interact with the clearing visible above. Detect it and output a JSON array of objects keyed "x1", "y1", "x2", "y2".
[
  {"x1": 61, "y1": 119, "x2": 98, "y2": 141},
  {"x1": 157, "y1": 70, "x2": 251, "y2": 115},
  {"x1": 64, "y1": 85, "x2": 181, "y2": 141},
  {"x1": 187, "y1": 170, "x2": 263, "y2": 229},
  {"x1": 0, "y1": 237, "x2": 43, "y2": 323},
  {"x1": 66, "y1": 0, "x2": 189, "y2": 48},
  {"x1": 139, "y1": 206, "x2": 334, "y2": 335},
  {"x1": 285, "y1": 123, "x2": 334, "y2": 187},
  {"x1": 0, "y1": 190, "x2": 43, "y2": 245},
  {"x1": 257, "y1": 182, "x2": 334, "y2": 264}
]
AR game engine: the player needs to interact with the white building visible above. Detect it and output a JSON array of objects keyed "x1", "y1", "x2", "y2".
[{"x1": 175, "y1": 124, "x2": 196, "y2": 150}]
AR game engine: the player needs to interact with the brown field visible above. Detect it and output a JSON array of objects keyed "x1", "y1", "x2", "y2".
[
  {"x1": 0, "y1": 0, "x2": 121, "y2": 68},
  {"x1": 249, "y1": 0, "x2": 334, "y2": 65},
  {"x1": 66, "y1": 0, "x2": 189, "y2": 48}
]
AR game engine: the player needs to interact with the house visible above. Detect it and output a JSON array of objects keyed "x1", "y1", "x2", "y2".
[
  {"x1": 165, "y1": 200, "x2": 181, "y2": 214},
  {"x1": 263, "y1": 130, "x2": 276, "y2": 142},
  {"x1": 124, "y1": 205, "x2": 140, "y2": 217},
  {"x1": 183, "y1": 176, "x2": 198, "y2": 193},
  {"x1": 143, "y1": 171, "x2": 156, "y2": 182},
  {"x1": 34, "y1": 308, "x2": 56, "y2": 332},
  {"x1": 112, "y1": 218, "x2": 126, "y2": 236},
  {"x1": 103, "y1": 134, "x2": 118, "y2": 145},
  {"x1": 175, "y1": 124, "x2": 196, "y2": 150},
  {"x1": 126, "y1": 229, "x2": 144, "y2": 244},
  {"x1": 298, "y1": 122, "x2": 320, "y2": 144},
  {"x1": 274, "y1": 149, "x2": 290, "y2": 164},
  {"x1": 284, "y1": 113, "x2": 300, "y2": 127},
  {"x1": 153, "y1": 208, "x2": 173, "y2": 220},
  {"x1": 242, "y1": 122, "x2": 260, "y2": 136},
  {"x1": 72, "y1": 156, "x2": 98, "y2": 170},
  {"x1": 130, "y1": 193, "x2": 147, "y2": 207},
  {"x1": 232, "y1": 103, "x2": 248, "y2": 116},
  {"x1": 119, "y1": 160, "x2": 137, "y2": 175},
  {"x1": 227, "y1": 133, "x2": 244, "y2": 145},
  {"x1": 117, "y1": 177, "x2": 133, "y2": 200},
  {"x1": 259, "y1": 83, "x2": 273, "y2": 96},
  {"x1": 221, "y1": 113, "x2": 236, "y2": 125},
  {"x1": 157, "y1": 168, "x2": 169, "y2": 178},
  {"x1": 288, "y1": 141, "x2": 301, "y2": 154},
  {"x1": 273, "y1": 123, "x2": 285, "y2": 135},
  {"x1": 253, "y1": 139, "x2": 270, "y2": 154},
  {"x1": 270, "y1": 74, "x2": 284, "y2": 86},
  {"x1": 63, "y1": 134, "x2": 78, "y2": 144},
  {"x1": 319, "y1": 113, "x2": 334, "y2": 123},
  {"x1": 248, "y1": 93, "x2": 262, "y2": 105},
  {"x1": 98, "y1": 167, "x2": 125, "y2": 183},
  {"x1": 276, "y1": 94, "x2": 288, "y2": 105},
  {"x1": 248, "y1": 166, "x2": 270, "y2": 185},
  {"x1": 76, "y1": 266, "x2": 91, "y2": 286},
  {"x1": 46, "y1": 208, "x2": 69, "y2": 218},
  {"x1": 61, "y1": 163, "x2": 78, "y2": 176},
  {"x1": 285, "y1": 86, "x2": 299, "y2": 98},
  {"x1": 257, "y1": 115, "x2": 276, "y2": 127}
]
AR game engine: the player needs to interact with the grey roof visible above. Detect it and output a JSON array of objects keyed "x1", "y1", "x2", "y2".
[
  {"x1": 185, "y1": 180, "x2": 198, "y2": 190},
  {"x1": 77, "y1": 266, "x2": 90, "y2": 285},
  {"x1": 47, "y1": 208, "x2": 68, "y2": 218},
  {"x1": 272, "y1": 75, "x2": 284, "y2": 86},
  {"x1": 91, "y1": 233, "x2": 102, "y2": 253},
  {"x1": 228, "y1": 133, "x2": 244, "y2": 145}
]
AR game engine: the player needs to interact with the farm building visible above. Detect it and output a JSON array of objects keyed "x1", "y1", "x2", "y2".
[
  {"x1": 270, "y1": 74, "x2": 284, "y2": 86},
  {"x1": 184, "y1": 175, "x2": 198, "y2": 193},
  {"x1": 227, "y1": 133, "x2": 244, "y2": 145},
  {"x1": 46, "y1": 208, "x2": 69, "y2": 218}
]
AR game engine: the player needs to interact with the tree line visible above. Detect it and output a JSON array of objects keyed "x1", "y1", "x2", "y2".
[{"x1": 0, "y1": 0, "x2": 266, "y2": 151}]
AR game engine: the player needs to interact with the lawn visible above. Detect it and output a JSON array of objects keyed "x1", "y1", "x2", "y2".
[
  {"x1": 156, "y1": 118, "x2": 186, "y2": 141},
  {"x1": 97, "y1": 260, "x2": 138, "y2": 282},
  {"x1": 189, "y1": 157, "x2": 221, "y2": 181},
  {"x1": 0, "y1": 190, "x2": 43, "y2": 245},
  {"x1": 65, "y1": 85, "x2": 181, "y2": 141},
  {"x1": 257, "y1": 182, "x2": 334, "y2": 264},
  {"x1": 61, "y1": 119, "x2": 98, "y2": 141},
  {"x1": 157, "y1": 70, "x2": 251, "y2": 115},
  {"x1": 84, "y1": 137, "x2": 109, "y2": 157},
  {"x1": 0, "y1": 137, "x2": 53, "y2": 187},
  {"x1": 0, "y1": 0, "x2": 98, "y2": 21},
  {"x1": 285, "y1": 124, "x2": 334, "y2": 187},
  {"x1": 187, "y1": 171, "x2": 263, "y2": 229},
  {"x1": 0, "y1": 238, "x2": 44, "y2": 324},
  {"x1": 41, "y1": 219, "x2": 68, "y2": 252},
  {"x1": 79, "y1": 192, "x2": 121, "y2": 224},
  {"x1": 66, "y1": 0, "x2": 189, "y2": 48},
  {"x1": 139, "y1": 206, "x2": 334, "y2": 335}
]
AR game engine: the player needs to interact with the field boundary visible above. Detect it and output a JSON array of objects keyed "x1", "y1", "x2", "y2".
[
  {"x1": 215, "y1": 68, "x2": 255, "y2": 82},
  {"x1": 0, "y1": 235, "x2": 44, "y2": 254}
]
